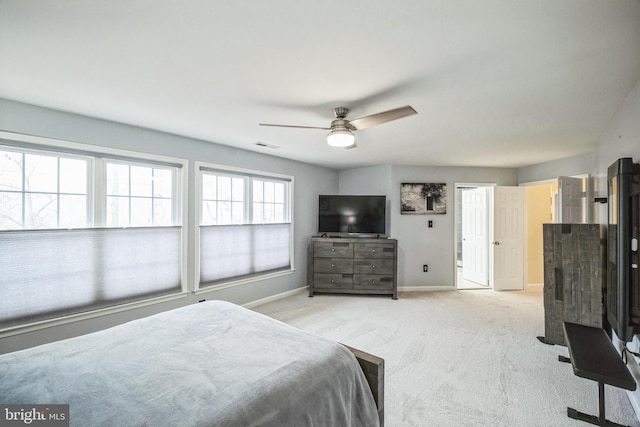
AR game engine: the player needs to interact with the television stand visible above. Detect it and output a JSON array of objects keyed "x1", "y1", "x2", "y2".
[{"x1": 562, "y1": 322, "x2": 636, "y2": 426}]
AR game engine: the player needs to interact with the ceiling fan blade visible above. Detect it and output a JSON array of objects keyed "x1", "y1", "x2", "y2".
[
  {"x1": 349, "y1": 105, "x2": 417, "y2": 130},
  {"x1": 259, "y1": 123, "x2": 330, "y2": 130}
]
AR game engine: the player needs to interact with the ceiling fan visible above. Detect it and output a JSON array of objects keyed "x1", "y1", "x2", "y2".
[{"x1": 260, "y1": 105, "x2": 417, "y2": 149}]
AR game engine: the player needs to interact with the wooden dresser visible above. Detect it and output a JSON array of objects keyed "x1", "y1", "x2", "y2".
[{"x1": 308, "y1": 237, "x2": 398, "y2": 299}]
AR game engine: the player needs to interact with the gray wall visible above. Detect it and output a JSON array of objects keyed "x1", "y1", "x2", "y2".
[
  {"x1": 591, "y1": 77, "x2": 640, "y2": 413},
  {"x1": 0, "y1": 98, "x2": 339, "y2": 352},
  {"x1": 338, "y1": 163, "x2": 518, "y2": 289},
  {"x1": 517, "y1": 152, "x2": 596, "y2": 184},
  {"x1": 2, "y1": 72, "x2": 639, "y2": 361}
]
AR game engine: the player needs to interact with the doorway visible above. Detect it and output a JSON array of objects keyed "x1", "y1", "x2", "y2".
[
  {"x1": 455, "y1": 183, "x2": 527, "y2": 291},
  {"x1": 456, "y1": 184, "x2": 493, "y2": 290},
  {"x1": 455, "y1": 177, "x2": 588, "y2": 291}
]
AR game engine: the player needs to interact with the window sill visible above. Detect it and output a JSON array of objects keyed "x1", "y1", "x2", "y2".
[
  {"x1": 0, "y1": 291, "x2": 190, "y2": 338},
  {"x1": 194, "y1": 269, "x2": 295, "y2": 294}
]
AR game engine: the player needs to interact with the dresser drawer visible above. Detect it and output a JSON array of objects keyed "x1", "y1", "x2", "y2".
[
  {"x1": 314, "y1": 242, "x2": 353, "y2": 258},
  {"x1": 314, "y1": 258, "x2": 354, "y2": 274},
  {"x1": 354, "y1": 275, "x2": 394, "y2": 291},
  {"x1": 354, "y1": 243, "x2": 395, "y2": 259},
  {"x1": 314, "y1": 274, "x2": 354, "y2": 290},
  {"x1": 354, "y1": 259, "x2": 394, "y2": 275}
]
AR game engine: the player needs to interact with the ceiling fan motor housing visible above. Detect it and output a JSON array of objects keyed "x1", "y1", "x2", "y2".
[
  {"x1": 333, "y1": 107, "x2": 350, "y2": 119},
  {"x1": 330, "y1": 118, "x2": 355, "y2": 132}
]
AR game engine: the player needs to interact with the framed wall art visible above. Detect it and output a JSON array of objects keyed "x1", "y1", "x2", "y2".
[{"x1": 400, "y1": 183, "x2": 446, "y2": 215}]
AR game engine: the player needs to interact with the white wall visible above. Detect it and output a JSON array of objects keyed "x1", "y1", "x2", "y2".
[{"x1": 0, "y1": 98, "x2": 340, "y2": 352}]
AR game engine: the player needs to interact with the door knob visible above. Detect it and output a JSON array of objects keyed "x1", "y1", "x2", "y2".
[{"x1": 493, "y1": 241, "x2": 500, "y2": 245}]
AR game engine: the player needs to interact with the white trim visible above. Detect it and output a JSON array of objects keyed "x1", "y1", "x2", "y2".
[
  {"x1": 0, "y1": 291, "x2": 189, "y2": 338},
  {"x1": 288, "y1": 176, "x2": 295, "y2": 270},
  {"x1": 398, "y1": 285, "x2": 455, "y2": 292},
  {"x1": 0, "y1": 130, "x2": 192, "y2": 325},
  {"x1": 453, "y1": 182, "x2": 497, "y2": 291},
  {"x1": 0, "y1": 131, "x2": 187, "y2": 168},
  {"x1": 194, "y1": 269, "x2": 296, "y2": 294},
  {"x1": 242, "y1": 286, "x2": 307, "y2": 309},
  {"x1": 194, "y1": 160, "x2": 294, "y2": 290},
  {"x1": 519, "y1": 178, "x2": 558, "y2": 187},
  {"x1": 195, "y1": 160, "x2": 293, "y2": 181},
  {"x1": 519, "y1": 173, "x2": 588, "y2": 187},
  {"x1": 180, "y1": 162, "x2": 189, "y2": 293}
]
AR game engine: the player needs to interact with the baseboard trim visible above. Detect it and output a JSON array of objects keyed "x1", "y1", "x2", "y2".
[
  {"x1": 245, "y1": 284, "x2": 457, "y2": 306},
  {"x1": 399, "y1": 286, "x2": 455, "y2": 292},
  {"x1": 243, "y1": 286, "x2": 307, "y2": 309}
]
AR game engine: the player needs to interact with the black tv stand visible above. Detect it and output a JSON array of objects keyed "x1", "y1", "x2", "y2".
[{"x1": 562, "y1": 322, "x2": 636, "y2": 426}]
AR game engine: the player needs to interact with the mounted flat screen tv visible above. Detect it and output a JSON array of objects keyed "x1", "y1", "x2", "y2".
[
  {"x1": 607, "y1": 158, "x2": 640, "y2": 343},
  {"x1": 318, "y1": 195, "x2": 386, "y2": 236}
]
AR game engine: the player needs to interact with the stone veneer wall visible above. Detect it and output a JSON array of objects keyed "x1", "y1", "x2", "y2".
[{"x1": 543, "y1": 223, "x2": 606, "y2": 345}]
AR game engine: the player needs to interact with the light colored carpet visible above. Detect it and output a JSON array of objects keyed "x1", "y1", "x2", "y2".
[{"x1": 253, "y1": 286, "x2": 640, "y2": 427}]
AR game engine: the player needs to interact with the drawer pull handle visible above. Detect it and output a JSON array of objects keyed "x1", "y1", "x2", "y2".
[
  {"x1": 372, "y1": 281, "x2": 376, "y2": 285},
  {"x1": 331, "y1": 264, "x2": 335, "y2": 268},
  {"x1": 331, "y1": 279, "x2": 335, "y2": 283},
  {"x1": 372, "y1": 249, "x2": 376, "y2": 253},
  {"x1": 372, "y1": 265, "x2": 376, "y2": 269},
  {"x1": 331, "y1": 248, "x2": 335, "y2": 252}
]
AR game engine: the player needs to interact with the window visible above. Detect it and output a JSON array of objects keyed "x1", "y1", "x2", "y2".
[
  {"x1": 252, "y1": 178, "x2": 287, "y2": 224},
  {"x1": 106, "y1": 162, "x2": 175, "y2": 227},
  {"x1": 0, "y1": 140, "x2": 185, "y2": 330},
  {"x1": 198, "y1": 165, "x2": 292, "y2": 286},
  {"x1": 201, "y1": 173, "x2": 245, "y2": 225},
  {"x1": 0, "y1": 149, "x2": 89, "y2": 230}
]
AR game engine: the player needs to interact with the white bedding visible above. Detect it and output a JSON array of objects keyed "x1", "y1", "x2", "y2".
[{"x1": 0, "y1": 301, "x2": 380, "y2": 427}]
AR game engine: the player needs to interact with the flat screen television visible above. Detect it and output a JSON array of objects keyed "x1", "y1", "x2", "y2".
[
  {"x1": 607, "y1": 158, "x2": 640, "y2": 343},
  {"x1": 318, "y1": 195, "x2": 386, "y2": 236}
]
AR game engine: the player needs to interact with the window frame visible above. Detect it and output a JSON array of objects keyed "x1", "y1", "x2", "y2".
[
  {"x1": 195, "y1": 161, "x2": 294, "y2": 292},
  {"x1": 0, "y1": 131, "x2": 190, "y2": 338},
  {"x1": 0, "y1": 145, "x2": 94, "y2": 230},
  {"x1": 100, "y1": 158, "x2": 181, "y2": 228}
]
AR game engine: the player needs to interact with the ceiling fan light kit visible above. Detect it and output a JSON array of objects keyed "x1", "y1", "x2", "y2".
[
  {"x1": 327, "y1": 127, "x2": 356, "y2": 148},
  {"x1": 260, "y1": 105, "x2": 416, "y2": 149}
]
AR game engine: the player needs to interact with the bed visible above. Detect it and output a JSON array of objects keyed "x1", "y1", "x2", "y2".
[{"x1": 0, "y1": 300, "x2": 382, "y2": 427}]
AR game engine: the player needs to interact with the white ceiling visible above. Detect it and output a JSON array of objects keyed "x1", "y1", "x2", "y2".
[{"x1": 1, "y1": 1, "x2": 639, "y2": 170}]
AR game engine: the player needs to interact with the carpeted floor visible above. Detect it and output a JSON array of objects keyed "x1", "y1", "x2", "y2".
[{"x1": 253, "y1": 286, "x2": 640, "y2": 427}]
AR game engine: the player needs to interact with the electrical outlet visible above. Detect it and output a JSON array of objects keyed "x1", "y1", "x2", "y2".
[
  {"x1": 428, "y1": 220, "x2": 433, "y2": 228},
  {"x1": 423, "y1": 265, "x2": 428, "y2": 272}
]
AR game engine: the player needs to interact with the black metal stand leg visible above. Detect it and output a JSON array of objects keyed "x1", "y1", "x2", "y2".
[
  {"x1": 599, "y1": 381, "x2": 606, "y2": 425},
  {"x1": 566, "y1": 382, "x2": 631, "y2": 427}
]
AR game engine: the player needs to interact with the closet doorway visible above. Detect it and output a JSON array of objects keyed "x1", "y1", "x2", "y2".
[
  {"x1": 455, "y1": 183, "x2": 526, "y2": 291},
  {"x1": 456, "y1": 184, "x2": 493, "y2": 290}
]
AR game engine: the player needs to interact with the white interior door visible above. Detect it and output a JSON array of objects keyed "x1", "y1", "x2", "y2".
[
  {"x1": 461, "y1": 187, "x2": 489, "y2": 286},
  {"x1": 558, "y1": 176, "x2": 586, "y2": 223},
  {"x1": 491, "y1": 186, "x2": 525, "y2": 291}
]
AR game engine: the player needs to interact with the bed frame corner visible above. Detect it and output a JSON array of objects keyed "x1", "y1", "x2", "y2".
[{"x1": 344, "y1": 345, "x2": 385, "y2": 427}]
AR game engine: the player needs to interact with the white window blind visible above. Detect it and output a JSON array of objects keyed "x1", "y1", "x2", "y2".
[
  {"x1": 198, "y1": 164, "x2": 292, "y2": 286},
  {"x1": 0, "y1": 137, "x2": 186, "y2": 330},
  {"x1": 199, "y1": 223, "x2": 290, "y2": 285},
  {"x1": 0, "y1": 227, "x2": 182, "y2": 328}
]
